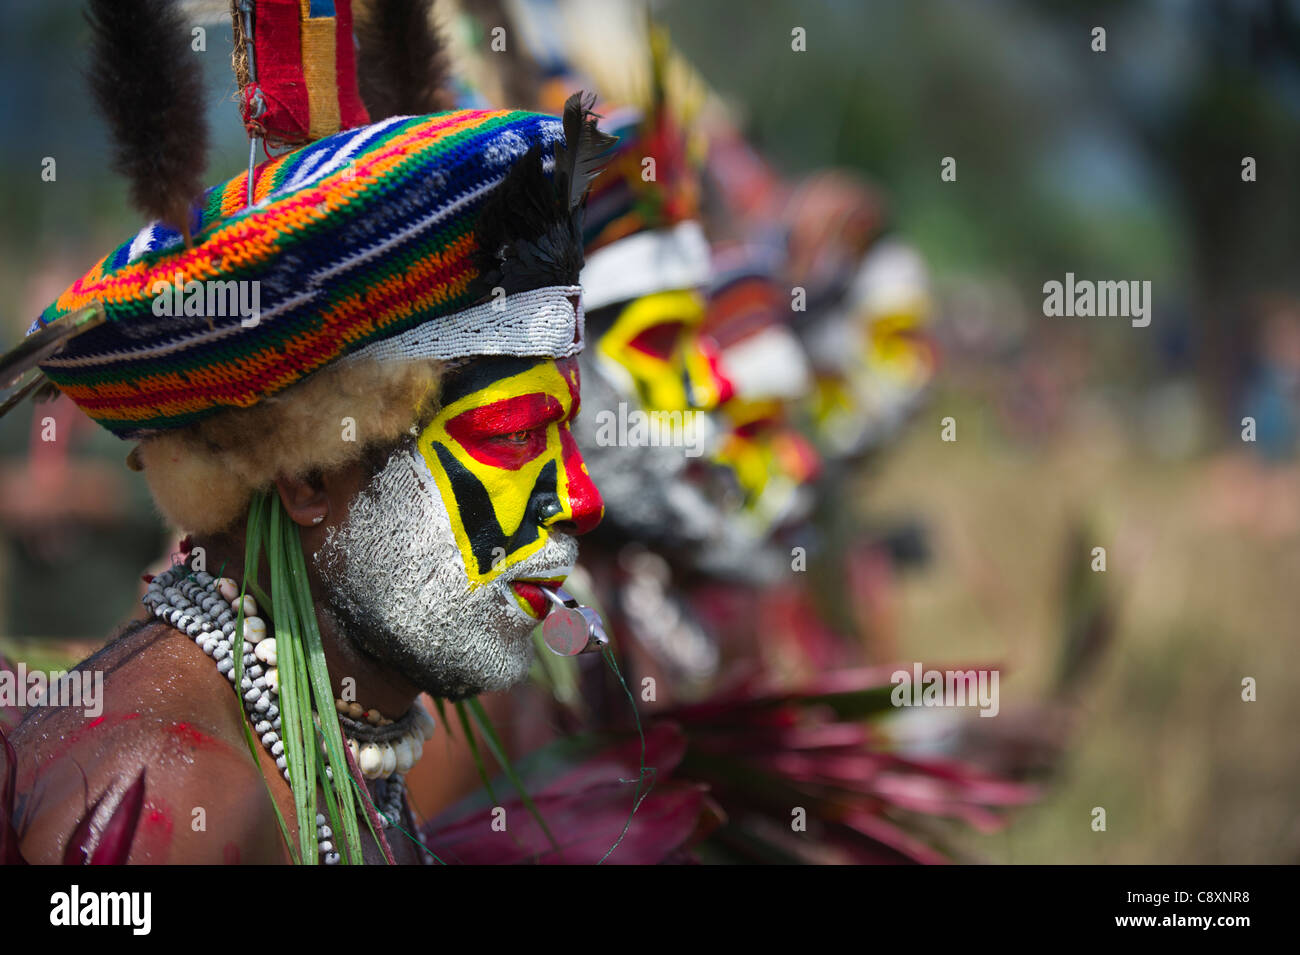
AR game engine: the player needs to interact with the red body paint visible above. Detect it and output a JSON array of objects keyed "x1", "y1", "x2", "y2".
[
  {"x1": 137, "y1": 798, "x2": 175, "y2": 860},
  {"x1": 42, "y1": 711, "x2": 138, "y2": 765},
  {"x1": 167, "y1": 721, "x2": 220, "y2": 751}
]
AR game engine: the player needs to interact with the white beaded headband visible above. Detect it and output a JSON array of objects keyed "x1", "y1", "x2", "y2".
[{"x1": 346, "y1": 284, "x2": 585, "y2": 364}]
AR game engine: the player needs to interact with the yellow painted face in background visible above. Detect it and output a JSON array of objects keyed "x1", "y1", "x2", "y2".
[
  {"x1": 714, "y1": 396, "x2": 822, "y2": 533},
  {"x1": 596, "y1": 290, "x2": 734, "y2": 413},
  {"x1": 416, "y1": 357, "x2": 603, "y2": 590},
  {"x1": 859, "y1": 305, "x2": 936, "y2": 391}
]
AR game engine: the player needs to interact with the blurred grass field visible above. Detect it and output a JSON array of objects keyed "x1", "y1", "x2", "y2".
[{"x1": 867, "y1": 386, "x2": 1300, "y2": 863}]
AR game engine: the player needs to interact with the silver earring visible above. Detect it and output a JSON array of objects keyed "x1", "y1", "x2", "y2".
[{"x1": 311, "y1": 515, "x2": 324, "y2": 525}]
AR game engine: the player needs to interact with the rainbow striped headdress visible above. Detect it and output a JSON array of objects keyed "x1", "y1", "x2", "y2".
[
  {"x1": 0, "y1": 93, "x2": 614, "y2": 534},
  {"x1": 27, "y1": 106, "x2": 603, "y2": 439},
  {"x1": 0, "y1": 0, "x2": 618, "y2": 534}
]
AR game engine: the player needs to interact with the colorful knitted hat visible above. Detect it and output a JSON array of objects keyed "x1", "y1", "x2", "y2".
[
  {"x1": 571, "y1": 20, "x2": 712, "y2": 313},
  {"x1": 704, "y1": 243, "x2": 811, "y2": 404},
  {"x1": 438, "y1": 12, "x2": 708, "y2": 312},
  {"x1": 782, "y1": 169, "x2": 889, "y2": 320},
  {"x1": 29, "y1": 107, "x2": 595, "y2": 440},
  {"x1": 0, "y1": 1, "x2": 614, "y2": 533}
]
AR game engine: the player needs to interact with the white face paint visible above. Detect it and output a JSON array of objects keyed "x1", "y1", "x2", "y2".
[{"x1": 316, "y1": 441, "x2": 578, "y2": 700}]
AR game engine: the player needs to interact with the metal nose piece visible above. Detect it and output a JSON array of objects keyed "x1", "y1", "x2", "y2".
[{"x1": 540, "y1": 586, "x2": 609, "y2": 657}]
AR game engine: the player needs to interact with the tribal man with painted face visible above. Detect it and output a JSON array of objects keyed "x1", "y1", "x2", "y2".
[
  {"x1": 0, "y1": 0, "x2": 614, "y2": 865},
  {"x1": 574, "y1": 104, "x2": 737, "y2": 558},
  {"x1": 319, "y1": 356, "x2": 601, "y2": 701},
  {"x1": 531, "y1": 93, "x2": 749, "y2": 697}
]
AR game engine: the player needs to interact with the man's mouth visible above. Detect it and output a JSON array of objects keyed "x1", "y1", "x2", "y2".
[{"x1": 510, "y1": 577, "x2": 567, "y2": 619}]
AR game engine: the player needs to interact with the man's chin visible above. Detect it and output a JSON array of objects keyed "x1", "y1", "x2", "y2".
[
  {"x1": 409, "y1": 611, "x2": 539, "y2": 700},
  {"x1": 328, "y1": 602, "x2": 537, "y2": 703},
  {"x1": 411, "y1": 638, "x2": 535, "y2": 701}
]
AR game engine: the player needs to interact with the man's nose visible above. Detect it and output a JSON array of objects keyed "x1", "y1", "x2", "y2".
[{"x1": 541, "y1": 428, "x2": 604, "y2": 535}]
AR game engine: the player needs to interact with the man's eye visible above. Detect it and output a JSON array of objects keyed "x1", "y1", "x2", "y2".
[{"x1": 497, "y1": 430, "x2": 533, "y2": 445}]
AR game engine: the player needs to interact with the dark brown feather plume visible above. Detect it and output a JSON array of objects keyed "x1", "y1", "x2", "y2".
[
  {"x1": 472, "y1": 93, "x2": 616, "y2": 296},
  {"x1": 354, "y1": 0, "x2": 453, "y2": 119},
  {"x1": 461, "y1": 0, "x2": 539, "y2": 107},
  {"x1": 556, "y1": 92, "x2": 617, "y2": 213},
  {"x1": 86, "y1": 0, "x2": 209, "y2": 236}
]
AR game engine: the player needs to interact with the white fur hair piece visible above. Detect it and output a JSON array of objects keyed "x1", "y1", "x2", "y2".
[{"x1": 135, "y1": 357, "x2": 443, "y2": 534}]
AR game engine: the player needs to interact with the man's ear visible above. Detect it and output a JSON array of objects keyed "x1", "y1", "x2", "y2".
[{"x1": 274, "y1": 472, "x2": 329, "y2": 528}]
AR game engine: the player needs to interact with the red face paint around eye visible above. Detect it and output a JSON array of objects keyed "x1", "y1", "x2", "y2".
[{"x1": 444, "y1": 392, "x2": 565, "y2": 470}]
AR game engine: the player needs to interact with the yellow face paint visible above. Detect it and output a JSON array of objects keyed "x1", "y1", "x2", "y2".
[
  {"x1": 713, "y1": 397, "x2": 783, "y2": 503},
  {"x1": 415, "y1": 357, "x2": 603, "y2": 592},
  {"x1": 714, "y1": 396, "x2": 821, "y2": 529},
  {"x1": 810, "y1": 374, "x2": 856, "y2": 430},
  {"x1": 861, "y1": 308, "x2": 936, "y2": 389},
  {"x1": 595, "y1": 290, "x2": 733, "y2": 413}
]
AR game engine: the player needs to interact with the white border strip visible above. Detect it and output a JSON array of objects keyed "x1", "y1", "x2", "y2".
[{"x1": 580, "y1": 221, "x2": 712, "y2": 310}]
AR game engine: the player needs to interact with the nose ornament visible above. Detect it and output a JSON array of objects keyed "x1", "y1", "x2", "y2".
[{"x1": 540, "y1": 586, "x2": 609, "y2": 656}]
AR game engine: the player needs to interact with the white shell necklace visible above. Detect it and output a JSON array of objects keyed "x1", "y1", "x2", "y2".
[{"x1": 142, "y1": 560, "x2": 435, "y2": 864}]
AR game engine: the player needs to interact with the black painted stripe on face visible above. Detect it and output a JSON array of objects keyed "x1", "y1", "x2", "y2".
[
  {"x1": 439, "y1": 356, "x2": 547, "y2": 409},
  {"x1": 433, "y1": 441, "x2": 560, "y2": 577}
]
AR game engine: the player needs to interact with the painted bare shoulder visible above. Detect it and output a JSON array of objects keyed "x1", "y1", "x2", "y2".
[{"x1": 10, "y1": 620, "x2": 290, "y2": 864}]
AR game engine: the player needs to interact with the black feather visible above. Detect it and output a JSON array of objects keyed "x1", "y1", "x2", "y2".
[
  {"x1": 0, "y1": 308, "x2": 104, "y2": 422},
  {"x1": 30, "y1": 379, "x2": 62, "y2": 404},
  {"x1": 86, "y1": 0, "x2": 209, "y2": 235},
  {"x1": 354, "y1": 0, "x2": 453, "y2": 120},
  {"x1": 471, "y1": 93, "x2": 616, "y2": 297},
  {"x1": 555, "y1": 92, "x2": 618, "y2": 213},
  {"x1": 0, "y1": 374, "x2": 48, "y2": 421}
]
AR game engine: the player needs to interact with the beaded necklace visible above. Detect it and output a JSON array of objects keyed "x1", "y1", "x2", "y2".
[{"x1": 143, "y1": 561, "x2": 435, "y2": 864}]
